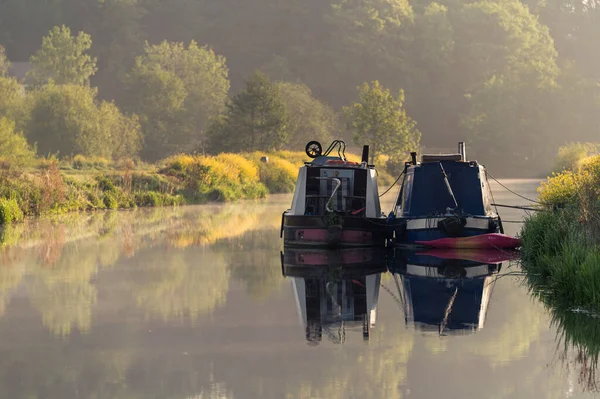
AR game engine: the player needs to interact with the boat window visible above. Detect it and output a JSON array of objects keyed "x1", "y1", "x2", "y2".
[{"x1": 399, "y1": 172, "x2": 413, "y2": 214}]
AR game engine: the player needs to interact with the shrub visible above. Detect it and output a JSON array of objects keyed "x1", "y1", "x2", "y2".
[
  {"x1": 553, "y1": 142, "x2": 599, "y2": 173},
  {"x1": 538, "y1": 170, "x2": 579, "y2": 207},
  {"x1": 0, "y1": 117, "x2": 37, "y2": 166},
  {"x1": 0, "y1": 198, "x2": 24, "y2": 224},
  {"x1": 72, "y1": 155, "x2": 111, "y2": 170},
  {"x1": 103, "y1": 192, "x2": 118, "y2": 209}
]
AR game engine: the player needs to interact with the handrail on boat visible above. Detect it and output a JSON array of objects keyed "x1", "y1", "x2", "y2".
[{"x1": 314, "y1": 177, "x2": 341, "y2": 212}]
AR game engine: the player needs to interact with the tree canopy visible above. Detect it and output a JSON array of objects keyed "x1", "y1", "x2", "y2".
[
  {"x1": 28, "y1": 25, "x2": 98, "y2": 86},
  {"x1": 344, "y1": 81, "x2": 420, "y2": 164},
  {"x1": 207, "y1": 71, "x2": 288, "y2": 154}
]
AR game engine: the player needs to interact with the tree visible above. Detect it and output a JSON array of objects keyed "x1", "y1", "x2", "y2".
[
  {"x1": 207, "y1": 71, "x2": 288, "y2": 153},
  {"x1": 276, "y1": 82, "x2": 337, "y2": 149},
  {"x1": 0, "y1": 117, "x2": 36, "y2": 164},
  {"x1": 28, "y1": 25, "x2": 98, "y2": 86},
  {"x1": 0, "y1": 45, "x2": 9, "y2": 77},
  {"x1": 27, "y1": 83, "x2": 141, "y2": 158},
  {"x1": 344, "y1": 81, "x2": 420, "y2": 164},
  {"x1": 124, "y1": 40, "x2": 230, "y2": 160},
  {"x1": 124, "y1": 64, "x2": 186, "y2": 161},
  {"x1": 0, "y1": 76, "x2": 26, "y2": 123}
]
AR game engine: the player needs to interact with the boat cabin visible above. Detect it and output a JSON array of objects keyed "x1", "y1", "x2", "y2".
[
  {"x1": 289, "y1": 141, "x2": 381, "y2": 219},
  {"x1": 395, "y1": 146, "x2": 496, "y2": 218},
  {"x1": 392, "y1": 142, "x2": 502, "y2": 244}
]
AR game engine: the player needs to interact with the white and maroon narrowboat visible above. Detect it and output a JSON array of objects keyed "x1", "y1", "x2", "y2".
[{"x1": 281, "y1": 140, "x2": 388, "y2": 248}]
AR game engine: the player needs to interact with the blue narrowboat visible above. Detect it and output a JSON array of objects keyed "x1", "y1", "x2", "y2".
[{"x1": 390, "y1": 143, "x2": 503, "y2": 246}]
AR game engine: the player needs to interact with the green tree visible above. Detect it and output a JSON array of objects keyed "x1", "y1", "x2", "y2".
[
  {"x1": 98, "y1": 102, "x2": 142, "y2": 160},
  {"x1": 125, "y1": 40, "x2": 229, "y2": 160},
  {"x1": 28, "y1": 25, "x2": 98, "y2": 86},
  {"x1": 0, "y1": 76, "x2": 26, "y2": 123},
  {"x1": 0, "y1": 117, "x2": 36, "y2": 164},
  {"x1": 27, "y1": 83, "x2": 141, "y2": 159},
  {"x1": 207, "y1": 71, "x2": 288, "y2": 153},
  {"x1": 344, "y1": 81, "x2": 420, "y2": 164},
  {"x1": 276, "y1": 81, "x2": 337, "y2": 149},
  {"x1": 0, "y1": 45, "x2": 9, "y2": 77}
]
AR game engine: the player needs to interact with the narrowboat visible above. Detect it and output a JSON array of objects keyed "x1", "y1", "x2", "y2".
[
  {"x1": 390, "y1": 142, "x2": 503, "y2": 246},
  {"x1": 281, "y1": 248, "x2": 386, "y2": 343},
  {"x1": 389, "y1": 249, "x2": 508, "y2": 335},
  {"x1": 281, "y1": 140, "x2": 388, "y2": 247}
]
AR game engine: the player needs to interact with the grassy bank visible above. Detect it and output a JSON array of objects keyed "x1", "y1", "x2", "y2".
[
  {"x1": 0, "y1": 151, "x2": 397, "y2": 225},
  {"x1": 521, "y1": 156, "x2": 600, "y2": 312}
]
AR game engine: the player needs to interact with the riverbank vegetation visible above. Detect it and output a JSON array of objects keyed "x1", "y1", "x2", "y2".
[
  {"x1": 0, "y1": 151, "x2": 312, "y2": 224},
  {"x1": 521, "y1": 155, "x2": 600, "y2": 313}
]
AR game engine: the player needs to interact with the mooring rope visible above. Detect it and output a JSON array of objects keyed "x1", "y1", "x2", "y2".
[
  {"x1": 487, "y1": 172, "x2": 541, "y2": 204},
  {"x1": 379, "y1": 170, "x2": 405, "y2": 198}
]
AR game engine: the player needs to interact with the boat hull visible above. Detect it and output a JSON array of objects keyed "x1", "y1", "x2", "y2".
[
  {"x1": 392, "y1": 216, "x2": 501, "y2": 246},
  {"x1": 282, "y1": 213, "x2": 389, "y2": 248}
]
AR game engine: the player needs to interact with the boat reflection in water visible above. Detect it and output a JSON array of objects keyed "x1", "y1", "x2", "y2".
[
  {"x1": 281, "y1": 248, "x2": 387, "y2": 344},
  {"x1": 389, "y1": 249, "x2": 518, "y2": 335}
]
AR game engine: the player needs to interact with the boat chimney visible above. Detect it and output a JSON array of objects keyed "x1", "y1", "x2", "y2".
[
  {"x1": 458, "y1": 142, "x2": 466, "y2": 161},
  {"x1": 411, "y1": 152, "x2": 417, "y2": 165},
  {"x1": 362, "y1": 145, "x2": 370, "y2": 164}
]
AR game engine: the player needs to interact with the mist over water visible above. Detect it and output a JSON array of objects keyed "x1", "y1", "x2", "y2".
[{"x1": 0, "y1": 181, "x2": 596, "y2": 398}]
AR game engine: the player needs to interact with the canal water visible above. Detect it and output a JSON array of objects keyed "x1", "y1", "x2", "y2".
[{"x1": 0, "y1": 179, "x2": 594, "y2": 398}]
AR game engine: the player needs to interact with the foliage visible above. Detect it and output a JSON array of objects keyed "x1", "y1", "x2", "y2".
[
  {"x1": 0, "y1": 117, "x2": 36, "y2": 165},
  {"x1": 72, "y1": 155, "x2": 111, "y2": 170},
  {"x1": 276, "y1": 82, "x2": 337, "y2": 149},
  {"x1": 125, "y1": 40, "x2": 229, "y2": 160},
  {"x1": 538, "y1": 155, "x2": 600, "y2": 208},
  {"x1": 0, "y1": 76, "x2": 28, "y2": 127},
  {"x1": 28, "y1": 25, "x2": 98, "y2": 86},
  {"x1": 553, "y1": 142, "x2": 599, "y2": 173},
  {"x1": 27, "y1": 83, "x2": 141, "y2": 159},
  {"x1": 0, "y1": 45, "x2": 9, "y2": 77},
  {"x1": 344, "y1": 81, "x2": 420, "y2": 163},
  {"x1": 0, "y1": 198, "x2": 24, "y2": 224},
  {"x1": 207, "y1": 71, "x2": 288, "y2": 153},
  {"x1": 245, "y1": 152, "x2": 298, "y2": 193},
  {"x1": 161, "y1": 153, "x2": 268, "y2": 202}
]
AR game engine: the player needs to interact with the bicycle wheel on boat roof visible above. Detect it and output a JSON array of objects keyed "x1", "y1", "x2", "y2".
[{"x1": 305, "y1": 141, "x2": 322, "y2": 159}]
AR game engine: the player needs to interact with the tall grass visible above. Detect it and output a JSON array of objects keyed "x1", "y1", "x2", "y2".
[{"x1": 523, "y1": 154, "x2": 600, "y2": 313}]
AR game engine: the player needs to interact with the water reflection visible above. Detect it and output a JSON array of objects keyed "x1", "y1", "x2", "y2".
[
  {"x1": 0, "y1": 203, "x2": 283, "y2": 336},
  {"x1": 282, "y1": 248, "x2": 386, "y2": 344},
  {"x1": 390, "y1": 249, "x2": 511, "y2": 335},
  {"x1": 526, "y1": 269, "x2": 600, "y2": 392},
  {"x1": 0, "y1": 181, "x2": 596, "y2": 397}
]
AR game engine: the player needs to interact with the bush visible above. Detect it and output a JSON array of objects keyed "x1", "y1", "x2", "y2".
[
  {"x1": 135, "y1": 191, "x2": 183, "y2": 207},
  {"x1": 553, "y1": 142, "x2": 599, "y2": 173},
  {"x1": 538, "y1": 170, "x2": 579, "y2": 207},
  {"x1": 72, "y1": 155, "x2": 111, "y2": 170},
  {"x1": 103, "y1": 192, "x2": 118, "y2": 209},
  {"x1": 0, "y1": 198, "x2": 24, "y2": 224},
  {"x1": 243, "y1": 153, "x2": 298, "y2": 193},
  {"x1": 0, "y1": 117, "x2": 37, "y2": 166}
]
